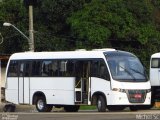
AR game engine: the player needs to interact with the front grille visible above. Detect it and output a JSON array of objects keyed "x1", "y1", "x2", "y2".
[{"x1": 127, "y1": 90, "x2": 147, "y2": 103}]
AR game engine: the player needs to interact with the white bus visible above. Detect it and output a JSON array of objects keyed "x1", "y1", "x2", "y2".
[
  {"x1": 150, "y1": 53, "x2": 160, "y2": 104},
  {"x1": 4, "y1": 49, "x2": 151, "y2": 112}
]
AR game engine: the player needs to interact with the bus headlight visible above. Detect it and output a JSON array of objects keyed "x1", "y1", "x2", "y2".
[{"x1": 112, "y1": 88, "x2": 126, "y2": 93}]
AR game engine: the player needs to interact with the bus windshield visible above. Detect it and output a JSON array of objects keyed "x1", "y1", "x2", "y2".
[{"x1": 105, "y1": 52, "x2": 147, "y2": 82}]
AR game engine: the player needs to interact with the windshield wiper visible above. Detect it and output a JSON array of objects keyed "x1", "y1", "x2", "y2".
[
  {"x1": 130, "y1": 68, "x2": 146, "y2": 78},
  {"x1": 118, "y1": 65, "x2": 136, "y2": 81}
]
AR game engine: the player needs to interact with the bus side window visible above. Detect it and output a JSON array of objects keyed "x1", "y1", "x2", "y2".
[
  {"x1": 99, "y1": 60, "x2": 110, "y2": 81},
  {"x1": 31, "y1": 61, "x2": 42, "y2": 76},
  {"x1": 7, "y1": 60, "x2": 19, "y2": 77},
  {"x1": 91, "y1": 60, "x2": 99, "y2": 77},
  {"x1": 66, "y1": 60, "x2": 75, "y2": 76},
  {"x1": 59, "y1": 60, "x2": 75, "y2": 77},
  {"x1": 52, "y1": 60, "x2": 59, "y2": 77},
  {"x1": 151, "y1": 58, "x2": 160, "y2": 68},
  {"x1": 19, "y1": 62, "x2": 24, "y2": 77},
  {"x1": 91, "y1": 60, "x2": 110, "y2": 81},
  {"x1": 59, "y1": 60, "x2": 67, "y2": 76},
  {"x1": 107, "y1": 60, "x2": 117, "y2": 76},
  {"x1": 41, "y1": 60, "x2": 52, "y2": 77},
  {"x1": 24, "y1": 61, "x2": 30, "y2": 77}
]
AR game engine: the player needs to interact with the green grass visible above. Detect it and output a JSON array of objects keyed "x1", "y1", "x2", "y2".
[{"x1": 80, "y1": 105, "x2": 97, "y2": 110}]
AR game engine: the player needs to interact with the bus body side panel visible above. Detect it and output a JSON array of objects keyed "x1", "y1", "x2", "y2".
[
  {"x1": 24, "y1": 77, "x2": 30, "y2": 104},
  {"x1": 5, "y1": 78, "x2": 19, "y2": 104},
  {"x1": 18, "y1": 77, "x2": 30, "y2": 104},
  {"x1": 91, "y1": 77, "x2": 111, "y2": 103},
  {"x1": 150, "y1": 68, "x2": 160, "y2": 86},
  {"x1": 150, "y1": 57, "x2": 160, "y2": 99},
  {"x1": 30, "y1": 77, "x2": 75, "y2": 105},
  {"x1": 18, "y1": 77, "x2": 24, "y2": 103}
]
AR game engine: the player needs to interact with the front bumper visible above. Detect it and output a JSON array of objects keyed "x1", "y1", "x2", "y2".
[{"x1": 107, "y1": 90, "x2": 151, "y2": 105}]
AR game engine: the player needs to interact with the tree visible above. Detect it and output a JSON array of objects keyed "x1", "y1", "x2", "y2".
[
  {"x1": 33, "y1": 0, "x2": 86, "y2": 51},
  {"x1": 0, "y1": 0, "x2": 28, "y2": 53},
  {"x1": 0, "y1": 0, "x2": 86, "y2": 53},
  {"x1": 68, "y1": 0, "x2": 160, "y2": 47},
  {"x1": 67, "y1": 0, "x2": 160, "y2": 69}
]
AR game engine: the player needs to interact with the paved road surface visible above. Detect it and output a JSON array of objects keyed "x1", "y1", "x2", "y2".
[{"x1": 0, "y1": 110, "x2": 160, "y2": 120}]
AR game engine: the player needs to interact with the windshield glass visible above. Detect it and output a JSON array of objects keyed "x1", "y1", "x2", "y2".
[{"x1": 105, "y1": 52, "x2": 147, "y2": 82}]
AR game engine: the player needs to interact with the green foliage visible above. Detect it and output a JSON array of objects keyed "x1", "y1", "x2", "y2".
[
  {"x1": 68, "y1": 0, "x2": 160, "y2": 47},
  {"x1": 0, "y1": 0, "x2": 86, "y2": 53},
  {"x1": 33, "y1": 0, "x2": 86, "y2": 51},
  {"x1": 0, "y1": 0, "x2": 28, "y2": 53},
  {"x1": 67, "y1": 0, "x2": 160, "y2": 69}
]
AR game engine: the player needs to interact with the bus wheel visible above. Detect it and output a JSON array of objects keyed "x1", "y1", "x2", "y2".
[
  {"x1": 97, "y1": 95, "x2": 106, "y2": 112},
  {"x1": 3, "y1": 104, "x2": 16, "y2": 112},
  {"x1": 64, "y1": 105, "x2": 80, "y2": 112},
  {"x1": 129, "y1": 106, "x2": 138, "y2": 111},
  {"x1": 35, "y1": 96, "x2": 52, "y2": 112}
]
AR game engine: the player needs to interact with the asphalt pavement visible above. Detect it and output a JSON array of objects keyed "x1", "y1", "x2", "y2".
[
  {"x1": 0, "y1": 104, "x2": 159, "y2": 120},
  {"x1": 0, "y1": 110, "x2": 160, "y2": 120}
]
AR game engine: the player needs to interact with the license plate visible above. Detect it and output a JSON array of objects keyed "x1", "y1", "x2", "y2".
[{"x1": 134, "y1": 94, "x2": 142, "y2": 99}]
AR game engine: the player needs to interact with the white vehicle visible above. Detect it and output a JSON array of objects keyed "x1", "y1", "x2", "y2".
[
  {"x1": 150, "y1": 53, "x2": 160, "y2": 104},
  {"x1": 4, "y1": 49, "x2": 151, "y2": 112}
]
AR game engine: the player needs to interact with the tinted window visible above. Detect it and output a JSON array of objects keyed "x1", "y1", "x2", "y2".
[
  {"x1": 151, "y1": 58, "x2": 160, "y2": 68},
  {"x1": 91, "y1": 59, "x2": 110, "y2": 80},
  {"x1": 19, "y1": 61, "x2": 31, "y2": 77},
  {"x1": 31, "y1": 61, "x2": 42, "y2": 76},
  {"x1": 24, "y1": 61, "x2": 31, "y2": 77},
  {"x1": 19, "y1": 62, "x2": 24, "y2": 77},
  {"x1": 91, "y1": 60, "x2": 99, "y2": 77},
  {"x1": 31, "y1": 60, "x2": 75, "y2": 77},
  {"x1": 66, "y1": 60, "x2": 75, "y2": 76},
  {"x1": 41, "y1": 60, "x2": 53, "y2": 76},
  {"x1": 59, "y1": 60, "x2": 75, "y2": 77},
  {"x1": 7, "y1": 60, "x2": 19, "y2": 77},
  {"x1": 52, "y1": 60, "x2": 59, "y2": 76},
  {"x1": 59, "y1": 60, "x2": 67, "y2": 76},
  {"x1": 99, "y1": 60, "x2": 110, "y2": 80}
]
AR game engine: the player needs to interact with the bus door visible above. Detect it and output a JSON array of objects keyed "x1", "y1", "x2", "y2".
[
  {"x1": 18, "y1": 61, "x2": 30, "y2": 104},
  {"x1": 75, "y1": 61, "x2": 91, "y2": 104}
]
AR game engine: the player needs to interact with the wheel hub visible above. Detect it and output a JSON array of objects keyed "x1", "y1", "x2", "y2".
[
  {"x1": 98, "y1": 99, "x2": 102, "y2": 109},
  {"x1": 37, "y1": 99, "x2": 44, "y2": 110}
]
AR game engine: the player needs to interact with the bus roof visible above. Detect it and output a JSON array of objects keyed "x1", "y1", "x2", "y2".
[
  {"x1": 151, "y1": 53, "x2": 160, "y2": 58},
  {"x1": 9, "y1": 49, "x2": 116, "y2": 60}
]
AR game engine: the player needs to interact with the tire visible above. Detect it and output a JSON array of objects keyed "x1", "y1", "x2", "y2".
[
  {"x1": 64, "y1": 105, "x2": 80, "y2": 112},
  {"x1": 97, "y1": 95, "x2": 106, "y2": 112},
  {"x1": 35, "y1": 96, "x2": 53, "y2": 112},
  {"x1": 107, "y1": 105, "x2": 125, "y2": 111},
  {"x1": 129, "y1": 106, "x2": 138, "y2": 111},
  {"x1": 3, "y1": 104, "x2": 16, "y2": 112}
]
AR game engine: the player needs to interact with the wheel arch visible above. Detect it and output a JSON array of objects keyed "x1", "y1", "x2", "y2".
[
  {"x1": 32, "y1": 91, "x2": 46, "y2": 105},
  {"x1": 91, "y1": 91, "x2": 107, "y2": 105}
]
